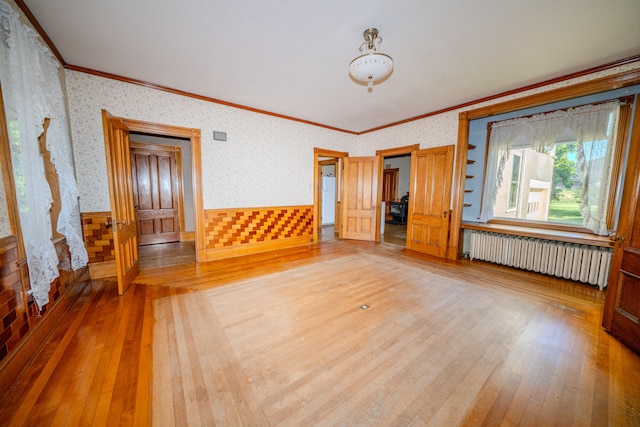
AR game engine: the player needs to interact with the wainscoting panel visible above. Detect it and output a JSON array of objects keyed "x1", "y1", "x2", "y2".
[
  {"x1": 81, "y1": 212, "x2": 116, "y2": 278},
  {"x1": 81, "y1": 207, "x2": 315, "y2": 264},
  {"x1": 81, "y1": 212, "x2": 115, "y2": 263},
  {"x1": 0, "y1": 236, "x2": 28, "y2": 364},
  {"x1": 203, "y1": 206, "x2": 314, "y2": 260}
]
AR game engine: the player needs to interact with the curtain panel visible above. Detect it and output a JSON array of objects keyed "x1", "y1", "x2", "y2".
[{"x1": 0, "y1": 1, "x2": 88, "y2": 310}]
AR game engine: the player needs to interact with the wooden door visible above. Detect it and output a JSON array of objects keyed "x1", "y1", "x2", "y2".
[
  {"x1": 406, "y1": 146, "x2": 454, "y2": 257},
  {"x1": 382, "y1": 168, "x2": 399, "y2": 202},
  {"x1": 341, "y1": 156, "x2": 378, "y2": 241},
  {"x1": 603, "y1": 99, "x2": 640, "y2": 354},
  {"x1": 130, "y1": 143, "x2": 180, "y2": 246},
  {"x1": 382, "y1": 168, "x2": 399, "y2": 220},
  {"x1": 102, "y1": 110, "x2": 139, "y2": 295}
]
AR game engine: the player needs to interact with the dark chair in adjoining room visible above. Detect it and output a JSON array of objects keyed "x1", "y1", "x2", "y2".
[{"x1": 388, "y1": 195, "x2": 409, "y2": 224}]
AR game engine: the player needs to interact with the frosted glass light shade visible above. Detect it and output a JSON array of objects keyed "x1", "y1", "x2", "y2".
[{"x1": 349, "y1": 52, "x2": 394, "y2": 86}]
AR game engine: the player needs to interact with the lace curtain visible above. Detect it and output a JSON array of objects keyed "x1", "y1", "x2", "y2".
[
  {"x1": 479, "y1": 101, "x2": 620, "y2": 235},
  {"x1": 0, "y1": 1, "x2": 88, "y2": 310}
]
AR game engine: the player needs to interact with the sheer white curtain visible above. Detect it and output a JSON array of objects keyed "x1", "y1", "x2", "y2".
[
  {"x1": 0, "y1": 1, "x2": 88, "y2": 310},
  {"x1": 480, "y1": 101, "x2": 620, "y2": 235}
]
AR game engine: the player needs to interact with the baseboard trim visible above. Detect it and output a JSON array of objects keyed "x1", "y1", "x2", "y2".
[{"x1": 202, "y1": 235, "x2": 314, "y2": 261}]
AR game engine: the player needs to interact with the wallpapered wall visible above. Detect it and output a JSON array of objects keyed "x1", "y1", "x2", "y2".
[
  {"x1": 66, "y1": 60, "x2": 640, "y2": 214},
  {"x1": 355, "y1": 60, "x2": 640, "y2": 155},
  {"x1": 65, "y1": 70, "x2": 356, "y2": 213}
]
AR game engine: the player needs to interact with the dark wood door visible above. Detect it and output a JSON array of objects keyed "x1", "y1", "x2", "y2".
[
  {"x1": 341, "y1": 156, "x2": 378, "y2": 241},
  {"x1": 406, "y1": 146, "x2": 454, "y2": 257},
  {"x1": 130, "y1": 142, "x2": 180, "y2": 246},
  {"x1": 382, "y1": 168, "x2": 399, "y2": 220},
  {"x1": 382, "y1": 168, "x2": 399, "y2": 202},
  {"x1": 603, "y1": 98, "x2": 640, "y2": 354},
  {"x1": 102, "y1": 110, "x2": 139, "y2": 295}
]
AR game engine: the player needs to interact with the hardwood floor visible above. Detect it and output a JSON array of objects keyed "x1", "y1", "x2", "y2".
[
  {"x1": 1, "y1": 240, "x2": 639, "y2": 426},
  {"x1": 138, "y1": 241, "x2": 196, "y2": 270},
  {"x1": 319, "y1": 223, "x2": 407, "y2": 246},
  {"x1": 319, "y1": 224, "x2": 338, "y2": 242},
  {"x1": 382, "y1": 222, "x2": 407, "y2": 246}
]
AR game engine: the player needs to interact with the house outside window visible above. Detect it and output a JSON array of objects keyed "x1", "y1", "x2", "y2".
[
  {"x1": 492, "y1": 144, "x2": 577, "y2": 224},
  {"x1": 507, "y1": 153, "x2": 521, "y2": 212}
]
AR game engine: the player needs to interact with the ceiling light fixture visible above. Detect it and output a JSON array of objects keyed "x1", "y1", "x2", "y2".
[{"x1": 349, "y1": 28, "x2": 393, "y2": 89}]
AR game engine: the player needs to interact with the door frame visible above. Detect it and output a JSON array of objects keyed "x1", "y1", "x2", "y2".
[
  {"x1": 111, "y1": 118, "x2": 204, "y2": 262},
  {"x1": 375, "y1": 145, "x2": 420, "y2": 243},
  {"x1": 318, "y1": 158, "x2": 338, "y2": 232},
  {"x1": 313, "y1": 148, "x2": 348, "y2": 243},
  {"x1": 602, "y1": 95, "x2": 640, "y2": 352}
]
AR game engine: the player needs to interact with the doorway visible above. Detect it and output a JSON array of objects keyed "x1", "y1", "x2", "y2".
[
  {"x1": 103, "y1": 111, "x2": 204, "y2": 294},
  {"x1": 376, "y1": 145, "x2": 419, "y2": 247},
  {"x1": 380, "y1": 154, "x2": 411, "y2": 246},
  {"x1": 313, "y1": 148, "x2": 348, "y2": 243},
  {"x1": 129, "y1": 132, "x2": 196, "y2": 270},
  {"x1": 318, "y1": 158, "x2": 338, "y2": 242}
]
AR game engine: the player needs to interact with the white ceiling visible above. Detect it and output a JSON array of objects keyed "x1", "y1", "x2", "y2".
[{"x1": 22, "y1": 0, "x2": 640, "y2": 133}]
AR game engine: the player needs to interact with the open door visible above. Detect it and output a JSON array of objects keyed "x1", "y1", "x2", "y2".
[
  {"x1": 102, "y1": 110, "x2": 139, "y2": 295},
  {"x1": 602, "y1": 98, "x2": 640, "y2": 354},
  {"x1": 406, "y1": 146, "x2": 454, "y2": 257},
  {"x1": 341, "y1": 156, "x2": 378, "y2": 241}
]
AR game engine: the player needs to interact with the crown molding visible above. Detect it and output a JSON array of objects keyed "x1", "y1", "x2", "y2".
[{"x1": 12, "y1": 0, "x2": 640, "y2": 135}]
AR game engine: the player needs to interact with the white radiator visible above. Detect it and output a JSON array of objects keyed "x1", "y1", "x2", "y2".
[{"x1": 469, "y1": 231, "x2": 612, "y2": 290}]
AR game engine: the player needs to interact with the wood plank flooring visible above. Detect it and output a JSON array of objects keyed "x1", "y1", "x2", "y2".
[
  {"x1": 138, "y1": 241, "x2": 195, "y2": 270},
  {"x1": 1, "y1": 240, "x2": 639, "y2": 426}
]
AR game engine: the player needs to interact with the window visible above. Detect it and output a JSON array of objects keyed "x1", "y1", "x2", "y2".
[
  {"x1": 506, "y1": 153, "x2": 521, "y2": 211},
  {"x1": 494, "y1": 143, "x2": 583, "y2": 225},
  {"x1": 480, "y1": 100, "x2": 629, "y2": 235}
]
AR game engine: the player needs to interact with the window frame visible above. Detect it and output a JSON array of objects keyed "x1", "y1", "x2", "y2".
[{"x1": 481, "y1": 97, "x2": 632, "y2": 234}]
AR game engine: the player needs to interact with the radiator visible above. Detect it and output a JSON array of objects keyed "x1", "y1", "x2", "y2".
[{"x1": 469, "y1": 231, "x2": 612, "y2": 290}]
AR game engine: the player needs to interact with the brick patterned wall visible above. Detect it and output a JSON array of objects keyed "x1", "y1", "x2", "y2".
[
  {"x1": 0, "y1": 236, "x2": 28, "y2": 363},
  {"x1": 204, "y1": 206, "x2": 313, "y2": 250},
  {"x1": 81, "y1": 212, "x2": 115, "y2": 264},
  {"x1": 0, "y1": 236, "x2": 90, "y2": 365}
]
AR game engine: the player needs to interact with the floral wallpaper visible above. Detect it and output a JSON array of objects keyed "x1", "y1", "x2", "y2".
[
  {"x1": 65, "y1": 59, "x2": 640, "y2": 214},
  {"x1": 356, "y1": 60, "x2": 640, "y2": 154},
  {"x1": 65, "y1": 70, "x2": 356, "y2": 212}
]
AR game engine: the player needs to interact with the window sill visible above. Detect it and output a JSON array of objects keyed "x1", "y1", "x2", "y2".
[{"x1": 461, "y1": 221, "x2": 613, "y2": 248}]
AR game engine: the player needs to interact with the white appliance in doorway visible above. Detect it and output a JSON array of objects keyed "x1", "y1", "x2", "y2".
[{"x1": 321, "y1": 176, "x2": 336, "y2": 225}]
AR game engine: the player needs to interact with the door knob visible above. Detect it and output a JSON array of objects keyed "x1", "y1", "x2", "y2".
[{"x1": 608, "y1": 234, "x2": 625, "y2": 242}]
